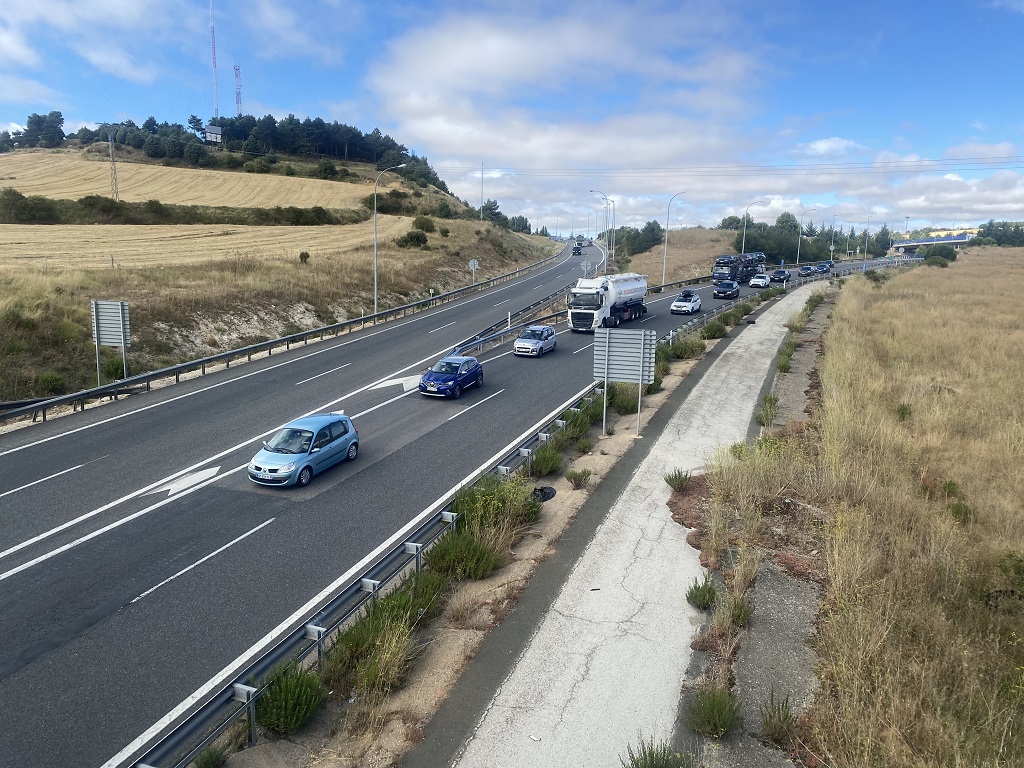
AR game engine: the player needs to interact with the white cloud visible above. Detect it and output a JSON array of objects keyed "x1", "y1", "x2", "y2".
[
  {"x1": 0, "y1": 22, "x2": 41, "y2": 67},
  {"x1": 989, "y1": 0, "x2": 1024, "y2": 14},
  {"x1": 72, "y1": 44, "x2": 160, "y2": 84},
  {"x1": 238, "y1": 0, "x2": 340, "y2": 63},
  {"x1": 943, "y1": 140, "x2": 1017, "y2": 159},
  {"x1": 7, "y1": 121, "x2": 25, "y2": 133},
  {"x1": 797, "y1": 137, "x2": 868, "y2": 157},
  {"x1": 0, "y1": 74, "x2": 61, "y2": 105}
]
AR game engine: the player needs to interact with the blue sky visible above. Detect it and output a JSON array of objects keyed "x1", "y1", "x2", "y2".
[{"x1": 2, "y1": 0, "x2": 1023, "y2": 234}]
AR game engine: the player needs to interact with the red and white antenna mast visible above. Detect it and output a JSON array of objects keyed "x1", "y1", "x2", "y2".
[
  {"x1": 210, "y1": 0, "x2": 219, "y2": 119},
  {"x1": 234, "y1": 64, "x2": 242, "y2": 116}
]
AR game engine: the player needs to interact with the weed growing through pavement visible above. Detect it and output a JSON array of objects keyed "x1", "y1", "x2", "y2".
[
  {"x1": 686, "y1": 573, "x2": 717, "y2": 610},
  {"x1": 760, "y1": 688, "x2": 796, "y2": 745},
  {"x1": 618, "y1": 733, "x2": 699, "y2": 768},
  {"x1": 686, "y1": 685, "x2": 741, "y2": 738}
]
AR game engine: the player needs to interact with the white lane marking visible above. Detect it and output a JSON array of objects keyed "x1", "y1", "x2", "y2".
[
  {"x1": 0, "y1": 466, "x2": 246, "y2": 584},
  {"x1": 0, "y1": 462, "x2": 88, "y2": 500},
  {"x1": 370, "y1": 375, "x2": 422, "y2": 392},
  {"x1": 574, "y1": 343, "x2": 595, "y2": 354},
  {"x1": 144, "y1": 467, "x2": 222, "y2": 497},
  {"x1": 428, "y1": 322, "x2": 456, "y2": 334},
  {"x1": 639, "y1": 313, "x2": 657, "y2": 322},
  {"x1": 295, "y1": 362, "x2": 350, "y2": 386},
  {"x1": 1, "y1": 253, "x2": 576, "y2": 459},
  {"x1": 0, "y1": 344, "x2": 461, "y2": 563},
  {"x1": 99, "y1": 380, "x2": 600, "y2": 768},
  {"x1": 352, "y1": 388, "x2": 418, "y2": 418},
  {"x1": 130, "y1": 518, "x2": 275, "y2": 603},
  {"x1": 447, "y1": 389, "x2": 505, "y2": 421},
  {"x1": 493, "y1": 299, "x2": 509, "y2": 306}
]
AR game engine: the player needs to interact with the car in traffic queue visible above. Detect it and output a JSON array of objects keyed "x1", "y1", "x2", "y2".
[
  {"x1": 749, "y1": 273, "x2": 771, "y2": 288},
  {"x1": 248, "y1": 412, "x2": 358, "y2": 487},
  {"x1": 419, "y1": 355, "x2": 484, "y2": 398},
  {"x1": 669, "y1": 290, "x2": 702, "y2": 314},
  {"x1": 816, "y1": 262, "x2": 830, "y2": 273},
  {"x1": 713, "y1": 280, "x2": 740, "y2": 299},
  {"x1": 798, "y1": 265, "x2": 816, "y2": 277},
  {"x1": 513, "y1": 325, "x2": 557, "y2": 356},
  {"x1": 770, "y1": 269, "x2": 791, "y2": 282}
]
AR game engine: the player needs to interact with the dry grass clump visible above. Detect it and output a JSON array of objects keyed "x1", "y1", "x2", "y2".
[{"x1": 711, "y1": 248, "x2": 1024, "y2": 766}]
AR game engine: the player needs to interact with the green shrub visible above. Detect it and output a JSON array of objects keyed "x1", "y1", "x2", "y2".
[
  {"x1": 452, "y1": 474, "x2": 541, "y2": 532},
  {"x1": 777, "y1": 353, "x2": 792, "y2": 373},
  {"x1": 760, "y1": 688, "x2": 796, "y2": 745},
  {"x1": 102, "y1": 357, "x2": 124, "y2": 381},
  {"x1": 412, "y1": 215, "x2": 436, "y2": 233},
  {"x1": 618, "y1": 734, "x2": 697, "y2": 768},
  {"x1": 395, "y1": 229, "x2": 429, "y2": 248},
  {"x1": 924, "y1": 255, "x2": 949, "y2": 268},
  {"x1": 664, "y1": 468, "x2": 691, "y2": 492},
  {"x1": 576, "y1": 436, "x2": 593, "y2": 454},
  {"x1": 424, "y1": 530, "x2": 501, "y2": 580},
  {"x1": 37, "y1": 372, "x2": 66, "y2": 395},
  {"x1": 298, "y1": 250, "x2": 311, "y2": 264},
  {"x1": 566, "y1": 468, "x2": 592, "y2": 489},
  {"x1": 255, "y1": 663, "x2": 325, "y2": 735},
  {"x1": 609, "y1": 382, "x2": 641, "y2": 414},
  {"x1": 646, "y1": 373, "x2": 663, "y2": 394},
  {"x1": 531, "y1": 441, "x2": 564, "y2": 476},
  {"x1": 687, "y1": 685, "x2": 741, "y2": 738},
  {"x1": 805, "y1": 293, "x2": 825, "y2": 312},
  {"x1": 439, "y1": 226, "x2": 450, "y2": 237},
  {"x1": 669, "y1": 335, "x2": 705, "y2": 360},
  {"x1": 734, "y1": 302, "x2": 753, "y2": 317},
  {"x1": 948, "y1": 500, "x2": 974, "y2": 525},
  {"x1": 700, "y1": 321, "x2": 728, "y2": 340},
  {"x1": 717, "y1": 310, "x2": 740, "y2": 327},
  {"x1": 756, "y1": 393, "x2": 779, "y2": 426},
  {"x1": 730, "y1": 595, "x2": 752, "y2": 627},
  {"x1": 686, "y1": 573, "x2": 716, "y2": 610},
  {"x1": 896, "y1": 402, "x2": 912, "y2": 421},
  {"x1": 655, "y1": 358, "x2": 671, "y2": 377},
  {"x1": 193, "y1": 746, "x2": 226, "y2": 768}
]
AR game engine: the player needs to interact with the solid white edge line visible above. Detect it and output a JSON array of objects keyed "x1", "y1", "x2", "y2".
[
  {"x1": 447, "y1": 389, "x2": 506, "y2": 421},
  {"x1": 130, "y1": 518, "x2": 276, "y2": 603},
  {"x1": 101, "y1": 379, "x2": 599, "y2": 768}
]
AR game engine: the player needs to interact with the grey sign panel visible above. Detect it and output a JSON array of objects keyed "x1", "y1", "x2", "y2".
[
  {"x1": 91, "y1": 300, "x2": 131, "y2": 347},
  {"x1": 593, "y1": 328, "x2": 656, "y2": 385}
]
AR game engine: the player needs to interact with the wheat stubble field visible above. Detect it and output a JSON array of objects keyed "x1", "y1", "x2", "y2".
[{"x1": 0, "y1": 149, "x2": 376, "y2": 208}]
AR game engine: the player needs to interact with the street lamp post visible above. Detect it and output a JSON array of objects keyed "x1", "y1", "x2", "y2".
[
  {"x1": 905, "y1": 216, "x2": 910, "y2": 236},
  {"x1": 590, "y1": 190, "x2": 609, "y2": 273},
  {"x1": 863, "y1": 216, "x2": 871, "y2": 258},
  {"x1": 741, "y1": 199, "x2": 765, "y2": 256},
  {"x1": 796, "y1": 207, "x2": 816, "y2": 265},
  {"x1": 662, "y1": 191, "x2": 685, "y2": 285},
  {"x1": 609, "y1": 199, "x2": 616, "y2": 268},
  {"x1": 830, "y1": 214, "x2": 837, "y2": 251},
  {"x1": 373, "y1": 163, "x2": 407, "y2": 316}
]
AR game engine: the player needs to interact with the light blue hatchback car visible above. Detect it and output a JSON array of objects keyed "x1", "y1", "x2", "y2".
[{"x1": 248, "y1": 412, "x2": 358, "y2": 487}]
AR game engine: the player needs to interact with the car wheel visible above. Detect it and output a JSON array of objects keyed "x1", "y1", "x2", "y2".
[
  {"x1": 476, "y1": 372, "x2": 483, "y2": 388},
  {"x1": 452, "y1": 385, "x2": 462, "y2": 399},
  {"x1": 551, "y1": 340, "x2": 556, "y2": 352},
  {"x1": 297, "y1": 466, "x2": 313, "y2": 487},
  {"x1": 346, "y1": 442, "x2": 358, "y2": 461}
]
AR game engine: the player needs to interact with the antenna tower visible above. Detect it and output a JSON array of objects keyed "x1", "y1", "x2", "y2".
[
  {"x1": 108, "y1": 132, "x2": 119, "y2": 202},
  {"x1": 210, "y1": 0, "x2": 219, "y2": 119},
  {"x1": 234, "y1": 64, "x2": 242, "y2": 116}
]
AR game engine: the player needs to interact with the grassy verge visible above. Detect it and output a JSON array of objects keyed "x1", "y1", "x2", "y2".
[{"x1": 706, "y1": 251, "x2": 1024, "y2": 764}]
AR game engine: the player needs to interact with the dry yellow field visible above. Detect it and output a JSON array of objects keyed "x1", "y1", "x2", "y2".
[
  {"x1": 0, "y1": 149, "x2": 382, "y2": 208},
  {"x1": 628, "y1": 227, "x2": 736, "y2": 283},
  {"x1": 0, "y1": 217, "x2": 415, "y2": 270}
]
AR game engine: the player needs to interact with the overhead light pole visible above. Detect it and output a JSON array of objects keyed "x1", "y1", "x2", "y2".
[
  {"x1": 662, "y1": 191, "x2": 685, "y2": 285},
  {"x1": 796, "y1": 207, "x2": 816, "y2": 265},
  {"x1": 609, "y1": 199, "x2": 616, "y2": 270},
  {"x1": 905, "y1": 216, "x2": 910, "y2": 236},
  {"x1": 590, "y1": 189, "x2": 609, "y2": 273},
  {"x1": 373, "y1": 163, "x2": 406, "y2": 315},
  {"x1": 830, "y1": 214, "x2": 837, "y2": 256},
  {"x1": 864, "y1": 215, "x2": 871, "y2": 258},
  {"x1": 741, "y1": 199, "x2": 766, "y2": 256}
]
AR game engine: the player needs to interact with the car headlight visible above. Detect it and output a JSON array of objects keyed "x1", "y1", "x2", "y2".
[
  {"x1": 248, "y1": 460, "x2": 257, "y2": 470},
  {"x1": 279, "y1": 462, "x2": 296, "y2": 473}
]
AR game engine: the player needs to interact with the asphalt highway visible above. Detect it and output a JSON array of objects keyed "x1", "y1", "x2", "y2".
[{"x1": 0, "y1": 246, "x2": 861, "y2": 767}]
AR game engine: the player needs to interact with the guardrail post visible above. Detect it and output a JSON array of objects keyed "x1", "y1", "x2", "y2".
[
  {"x1": 519, "y1": 446, "x2": 533, "y2": 476},
  {"x1": 232, "y1": 683, "x2": 258, "y2": 746},
  {"x1": 360, "y1": 578, "x2": 381, "y2": 602},
  {"x1": 405, "y1": 542, "x2": 424, "y2": 572},
  {"x1": 305, "y1": 624, "x2": 327, "y2": 665}
]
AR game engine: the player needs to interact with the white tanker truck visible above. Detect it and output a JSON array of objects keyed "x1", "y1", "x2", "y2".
[{"x1": 566, "y1": 273, "x2": 648, "y2": 332}]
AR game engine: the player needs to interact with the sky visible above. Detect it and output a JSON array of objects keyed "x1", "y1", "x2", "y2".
[{"x1": 2, "y1": 0, "x2": 1024, "y2": 235}]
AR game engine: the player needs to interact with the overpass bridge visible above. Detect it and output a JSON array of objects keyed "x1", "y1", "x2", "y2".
[{"x1": 890, "y1": 233, "x2": 971, "y2": 254}]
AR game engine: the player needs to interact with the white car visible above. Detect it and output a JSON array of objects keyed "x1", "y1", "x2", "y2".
[
  {"x1": 670, "y1": 290, "x2": 702, "y2": 314},
  {"x1": 513, "y1": 325, "x2": 557, "y2": 356},
  {"x1": 749, "y1": 273, "x2": 771, "y2": 288}
]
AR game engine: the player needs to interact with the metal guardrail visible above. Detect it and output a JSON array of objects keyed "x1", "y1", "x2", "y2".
[
  {"x1": 121, "y1": 381, "x2": 604, "y2": 768},
  {"x1": 0, "y1": 254, "x2": 564, "y2": 425}
]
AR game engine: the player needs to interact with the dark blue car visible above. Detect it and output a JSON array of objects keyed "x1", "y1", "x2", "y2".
[{"x1": 419, "y1": 355, "x2": 484, "y2": 398}]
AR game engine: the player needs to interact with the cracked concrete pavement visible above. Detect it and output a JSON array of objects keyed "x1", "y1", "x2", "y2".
[{"x1": 398, "y1": 284, "x2": 823, "y2": 768}]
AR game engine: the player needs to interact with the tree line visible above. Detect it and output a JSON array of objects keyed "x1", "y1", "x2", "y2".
[
  {"x1": 969, "y1": 219, "x2": 1024, "y2": 247},
  {"x1": 718, "y1": 212, "x2": 894, "y2": 262}
]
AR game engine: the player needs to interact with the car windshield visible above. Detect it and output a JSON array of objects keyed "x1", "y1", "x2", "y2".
[
  {"x1": 569, "y1": 292, "x2": 603, "y2": 309},
  {"x1": 430, "y1": 360, "x2": 460, "y2": 374},
  {"x1": 519, "y1": 329, "x2": 543, "y2": 340},
  {"x1": 266, "y1": 427, "x2": 314, "y2": 454}
]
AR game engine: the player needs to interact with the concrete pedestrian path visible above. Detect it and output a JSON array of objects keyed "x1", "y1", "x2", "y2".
[{"x1": 401, "y1": 286, "x2": 817, "y2": 768}]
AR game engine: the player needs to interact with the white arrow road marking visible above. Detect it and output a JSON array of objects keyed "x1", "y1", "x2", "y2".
[
  {"x1": 130, "y1": 518, "x2": 275, "y2": 603},
  {"x1": 145, "y1": 467, "x2": 222, "y2": 497},
  {"x1": 371, "y1": 375, "x2": 422, "y2": 392}
]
